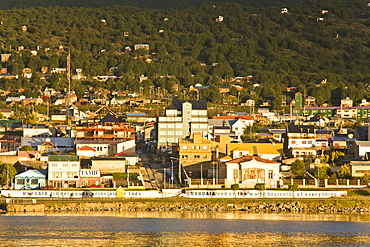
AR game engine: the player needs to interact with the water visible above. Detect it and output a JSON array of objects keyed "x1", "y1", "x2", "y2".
[{"x1": 1, "y1": 212, "x2": 370, "y2": 246}]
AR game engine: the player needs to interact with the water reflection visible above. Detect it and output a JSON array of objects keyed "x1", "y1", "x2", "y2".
[
  {"x1": 5, "y1": 210, "x2": 370, "y2": 222},
  {"x1": 1, "y1": 212, "x2": 370, "y2": 246}
]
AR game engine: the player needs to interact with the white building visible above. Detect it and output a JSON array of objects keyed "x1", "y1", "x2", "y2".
[
  {"x1": 76, "y1": 139, "x2": 136, "y2": 157},
  {"x1": 156, "y1": 100, "x2": 208, "y2": 147},
  {"x1": 47, "y1": 155, "x2": 80, "y2": 188},
  {"x1": 224, "y1": 155, "x2": 281, "y2": 188}
]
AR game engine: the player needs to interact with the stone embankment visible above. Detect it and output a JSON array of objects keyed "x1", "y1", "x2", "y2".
[
  {"x1": 40, "y1": 200, "x2": 370, "y2": 214},
  {"x1": 3, "y1": 199, "x2": 370, "y2": 213}
]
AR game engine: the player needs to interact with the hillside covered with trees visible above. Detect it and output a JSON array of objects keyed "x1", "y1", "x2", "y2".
[{"x1": 0, "y1": 0, "x2": 368, "y2": 109}]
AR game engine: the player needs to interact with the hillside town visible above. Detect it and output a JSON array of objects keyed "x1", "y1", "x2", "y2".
[{"x1": 1, "y1": 83, "x2": 370, "y2": 191}]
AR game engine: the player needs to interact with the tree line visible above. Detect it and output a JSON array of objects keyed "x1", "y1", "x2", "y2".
[{"x1": 0, "y1": 0, "x2": 367, "y2": 110}]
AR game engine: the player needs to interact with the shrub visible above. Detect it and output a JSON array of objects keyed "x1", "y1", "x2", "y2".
[
  {"x1": 231, "y1": 184, "x2": 239, "y2": 190},
  {"x1": 254, "y1": 183, "x2": 265, "y2": 190}
]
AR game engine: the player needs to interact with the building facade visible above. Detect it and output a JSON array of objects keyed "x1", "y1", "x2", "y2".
[{"x1": 156, "y1": 100, "x2": 208, "y2": 147}]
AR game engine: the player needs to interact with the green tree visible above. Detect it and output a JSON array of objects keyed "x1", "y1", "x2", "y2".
[
  {"x1": 330, "y1": 151, "x2": 345, "y2": 164},
  {"x1": 0, "y1": 163, "x2": 16, "y2": 187},
  {"x1": 314, "y1": 166, "x2": 330, "y2": 179},
  {"x1": 336, "y1": 164, "x2": 351, "y2": 179},
  {"x1": 361, "y1": 173, "x2": 370, "y2": 186},
  {"x1": 291, "y1": 159, "x2": 306, "y2": 176}
]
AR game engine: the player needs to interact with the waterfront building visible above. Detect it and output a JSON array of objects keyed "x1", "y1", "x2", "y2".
[
  {"x1": 224, "y1": 155, "x2": 281, "y2": 188},
  {"x1": 47, "y1": 155, "x2": 80, "y2": 188},
  {"x1": 14, "y1": 169, "x2": 46, "y2": 190}
]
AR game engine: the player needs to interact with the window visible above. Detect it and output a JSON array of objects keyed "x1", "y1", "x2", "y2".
[
  {"x1": 203, "y1": 155, "x2": 207, "y2": 158},
  {"x1": 16, "y1": 179, "x2": 24, "y2": 184},
  {"x1": 291, "y1": 140, "x2": 296, "y2": 144},
  {"x1": 302, "y1": 141, "x2": 306, "y2": 144},
  {"x1": 233, "y1": 170, "x2": 238, "y2": 179},
  {"x1": 308, "y1": 141, "x2": 312, "y2": 144},
  {"x1": 52, "y1": 163, "x2": 57, "y2": 167},
  {"x1": 268, "y1": 170, "x2": 273, "y2": 179},
  {"x1": 194, "y1": 155, "x2": 200, "y2": 158},
  {"x1": 31, "y1": 179, "x2": 38, "y2": 185},
  {"x1": 183, "y1": 146, "x2": 188, "y2": 150},
  {"x1": 51, "y1": 172, "x2": 61, "y2": 178},
  {"x1": 203, "y1": 146, "x2": 208, "y2": 150},
  {"x1": 181, "y1": 155, "x2": 188, "y2": 159},
  {"x1": 63, "y1": 163, "x2": 68, "y2": 167}
]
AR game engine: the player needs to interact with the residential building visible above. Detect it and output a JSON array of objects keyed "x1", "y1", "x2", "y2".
[
  {"x1": 215, "y1": 135, "x2": 283, "y2": 162},
  {"x1": 75, "y1": 113, "x2": 135, "y2": 141},
  {"x1": 178, "y1": 132, "x2": 214, "y2": 168},
  {"x1": 341, "y1": 97, "x2": 353, "y2": 107},
  {"x1": 224, "y1": 155, "x2": 281, "y2": 188},
  {"x1": 76, "y1": 139, "x2": 136, "y2": 157},
  {"x1": 21, "y1": 137, "x2": 74, "y2": 152},
  {"x1": 353, "y1": 141, "x2": 370, "y2": 158},
  {"x1": 305, "y1": 96, "x2": 316, "y2": 106},
  {"x1": 156, "y1": 100, "x2": 208, "y2": 147},
  {"x1": 284, "y1": 124, "x2": 318, "y2": 158},
  {"x1": 0, "y1": 120, "x2": 23, "y2": 151},
  {"x1": 14, "y1": 169, "x2": 46, "y2": 190},
  {"x1": 349, "y1": 160, "x2": 370, "y2": 178},
  {"x1": 88, "y1": 157, "x2": 128, "y2": 174}
]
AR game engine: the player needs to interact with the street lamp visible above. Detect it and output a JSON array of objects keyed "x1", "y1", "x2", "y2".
[
  {"x1": 163, "y1": 168, "x2": 166, "y2": 189},
  {"x1": 127, "y1": 169, "x2": 130, "y2": 188}
]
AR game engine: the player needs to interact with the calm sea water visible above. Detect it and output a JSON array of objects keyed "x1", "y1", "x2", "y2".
[{"x1": 1, "y1": 212, "x2": 370, "y2": 246}]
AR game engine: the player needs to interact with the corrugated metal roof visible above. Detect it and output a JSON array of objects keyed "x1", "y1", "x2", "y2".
[{"x1": 49, "y1": 155, "x2": 79, "y2": 161}]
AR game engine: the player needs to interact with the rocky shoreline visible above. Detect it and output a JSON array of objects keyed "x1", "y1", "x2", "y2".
[
  {"x1": 3, "y1": 198, "x2": 370, "y2": 213},
  {"x1": 39, "y1": 199, "x2": 370, "y2": 214}
]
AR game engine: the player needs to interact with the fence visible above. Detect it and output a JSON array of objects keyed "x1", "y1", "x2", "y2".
[
  {"x1": 188, "y1": 178, "x2": 225, "y2": 189},
  {"x1": 284, "y1": 178, "x2": 365, "y2": 188}
]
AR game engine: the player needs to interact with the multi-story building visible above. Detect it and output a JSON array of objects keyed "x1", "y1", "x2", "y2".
[
  {"x1": 284, "y1": 124, "x2": 317, "y2": 158},
  {"x1": 75, "y1": 113, "x2": 135, "y2": 141},
  {"x1": 47, "y1": 155, "x2": 80, "y2": 188},
  {"x1": 156, "y1": 100, "x2": 208, "y2": 147},
  {"x1": 284, "y1": 124, "x2": 333, "y2": 158}
]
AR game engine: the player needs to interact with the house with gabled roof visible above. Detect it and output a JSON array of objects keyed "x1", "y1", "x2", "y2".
[
  {"x1": 224, "y1": 155, "x2": 281, "y2": 188},
  {"x1": 14, "y1": 169, "x2": 46, "y2": 190},
  {"x1": 77, "y1": 145, "x2": 96, "y2": 157}
]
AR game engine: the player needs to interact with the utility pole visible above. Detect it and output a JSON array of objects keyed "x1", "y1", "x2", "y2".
[
  {"x1": 6, "y1": 164, "x2": 9, "y2": 188},
  {"x1": 67, "y1": 52, "x2": 72, "y2": 128}
]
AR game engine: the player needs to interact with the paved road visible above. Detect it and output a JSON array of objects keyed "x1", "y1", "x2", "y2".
[{"x1": 140, "y1": 152, "x2": 175, "y2": 189}]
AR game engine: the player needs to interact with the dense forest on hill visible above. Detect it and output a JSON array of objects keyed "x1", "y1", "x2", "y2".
[
  {"x1": 0, "y1": 0, "x2": 300, "y2": 10},
  {"x1": 0, "y1": 0, "x2": 369, "y2": 109}
]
